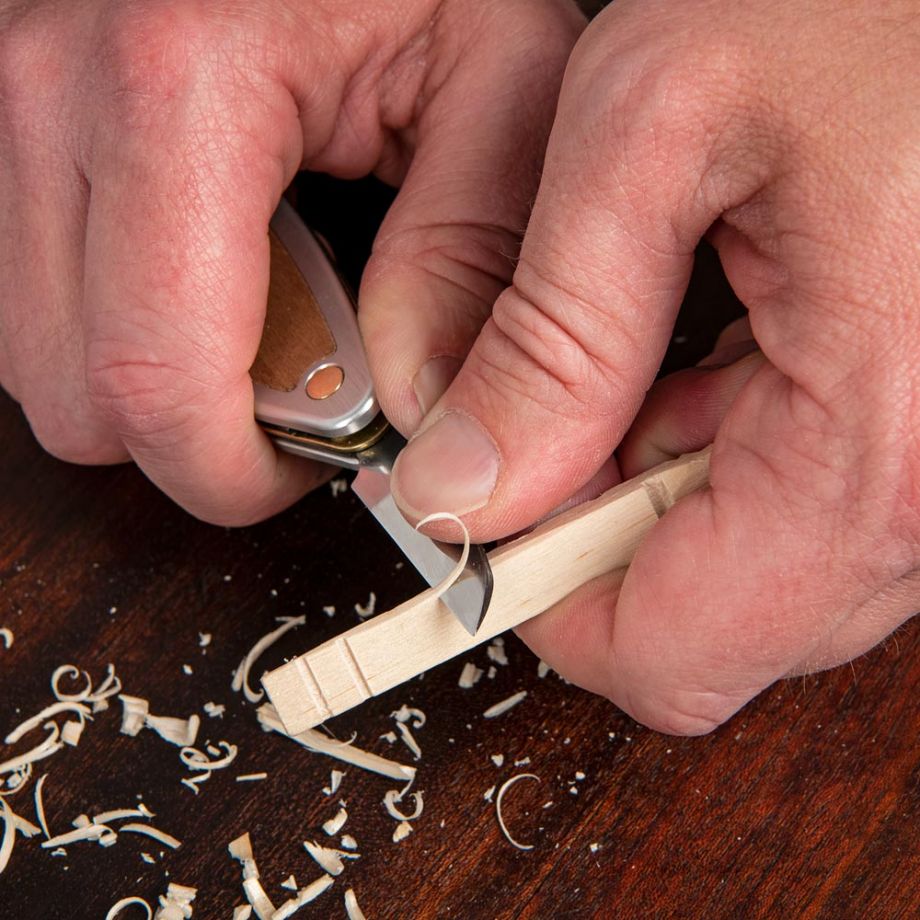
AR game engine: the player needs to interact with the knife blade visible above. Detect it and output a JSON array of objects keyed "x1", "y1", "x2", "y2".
[{"x1": 252, "y1": 199, "x2": 493, "y2": 634}]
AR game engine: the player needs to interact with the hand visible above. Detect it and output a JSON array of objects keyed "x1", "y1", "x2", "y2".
[
  {"x1": 391, "y1": 0, "x2": 920, "y2": 733},
  {"x1": 0, "y1": 0, "x2": 582, "y2": 523}
]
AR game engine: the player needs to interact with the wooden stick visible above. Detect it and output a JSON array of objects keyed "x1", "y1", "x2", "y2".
[{"x1": 263, "y1": 448, "x2": 711, "y2": 734}]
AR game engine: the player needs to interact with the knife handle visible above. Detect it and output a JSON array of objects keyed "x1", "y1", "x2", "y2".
[{"x1": 252, "y1": 199, "x2": 378, "y2": 441}]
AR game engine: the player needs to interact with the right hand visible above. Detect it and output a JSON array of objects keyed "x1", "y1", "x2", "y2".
[{"x1": 0, "y1": 0, "x2": 582, "y2": 523}]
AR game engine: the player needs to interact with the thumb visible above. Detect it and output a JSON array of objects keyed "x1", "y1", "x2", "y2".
[{"x1": 391, "y1": 28, "x2": 756, "y2": 538}]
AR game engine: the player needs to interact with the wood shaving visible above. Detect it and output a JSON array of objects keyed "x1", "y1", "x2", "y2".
[
  {"x1": 486, "y1": 637, "x2": 508, "y2": 666},
  {"x1": 182, "y1": 665, "x2": 193, "y2": 676},
  {"x1": 118, "y1": 696, "x2": 149, "y2": 737},
  {"x1": 119, "y1": 823, "x2": 182, "y2": 849},
  {"x1": 87, "y1": 664, "x2": 122, "y2": 705},
  {"x1": 41, "y1": 823, "x2": 113, "y2": 848},
  {"x1": 382, "y1": 790, "x2": 423, "y2": 822},
  {"x1": 33, "y1": 774, "x2": 50, "y2": 839},
  {"x1": 242, "y1": 878, "x2": 276, "y2": 920},
  {"x1": 236, "y1": 773, "x2": 268, "y2": 783},
  {"x1": 154, "y1": 883, "x2": 197, "y2": 920},
  {"x1": 0, "y1": 628, "x2": 13, "y2": 649},
  {"x1": 458, "y1": 663, "x2": 483, "y2": 688},
  {"x1": 0, "y1": 723, "x2": 64, "y2": 774},
  {"x1": 495, "y1": 774, "x2": 540, "y2": 851},
  {"x1": 344, "y1": 889, "x2": 367, "y2": 920},
  {"x1": 146, "y1": 713, "x2": 200, "y2": 747},
  {"x1": 92, "y1": 804, "x2": 154, "y2": 824},
  {"x1": 233, "y1": 907, "x2": 253, "y2": 920},
  {"x1": 378, "y1": 732, "x2": 396, "y2": 744},
  {"x1": 483, "y1": 786, "x2": 496, "y2": 803},
  {"x1": 537, "y1": 660, "x2": 551, "y2": 678},
  {"x1": 322, "y1": 807, "x2": 348, "y2": 836},
  {"x1": 303, "y1": 839, "x2": 358, "y2": 876},
  {"x1": 487, "y1": 666, "x2": 497, "y2": 679},
  {"x1": 281, "y1": 875, "x2": 297, "y2": 891},
  {"x1": 198, "y1": 633, "x2": 212, "y2": 648},
  {"x1": 50, "y1": 665, "x2": 93, "y2": 702},
  {"x1": 180, "y1": 741, "x2": 237, "y2": 772},
  {"x1": 203, "y1": 702, "x2": 225, "y2": 719},
  {"x1": 340, "y1": 835, "x2": 357, "y2": 850},
  {"x1": 483, "y1": 691, "x2": 528, "y2": 719},
  {"x1": 322, "y1": 606, "x2": 336, "y2": 618},
  {"x1": 6, "y1": 701, "x2": 92, "y2": 745},
  {"x1": 229, "y1": 834, "x2": 275, "y2": 920},
  {"x1": 354, "y1": 593, "x2": 376, "y2": 619},
  {"x1": 60, "y1": 719, "x2": 86, "y2": 747},
  {"x1": 1, "y1": 796, "x2": 40, "y2": 875},
  {"x1": 395, "y1": 722, "x2": 421, "y2": 761},
  {"x1": 392, "y1": 821, "x2": 412, "y2": 843},
  {"x1": 232, "y1": 616, "x2": 306, "y2": 704},
  {"x1": 105, "y1": 897, "x2": 153, "y2": 920},
  {"x1": 142, "y1": 852, "x2": 156, "y2": 864},
  {"x1": 327, "y1": 770, "x2": 344, "y2": 795},
  {"x1": 330, "y1": 478, "x2": 348, "y2": 497},
  {"x1": 257, "y1": 705, "x2": 416, "y2": 783},
  {"x1": 271, "y1": 874, "x2": 334, "y2": 919},
  {"x1": 415, "y1": 512, "x2": 472, "y2": 603},
  {"x1": 390, "y1": 705, "x2": 425, "y2": 728},
  {"x1": 491, "y1": 754, "x2": 504, "y2": 767}
]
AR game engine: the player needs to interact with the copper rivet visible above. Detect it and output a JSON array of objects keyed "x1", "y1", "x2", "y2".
[{"x1": 305, "y1": 364, "x2": 344, "y2": 400}]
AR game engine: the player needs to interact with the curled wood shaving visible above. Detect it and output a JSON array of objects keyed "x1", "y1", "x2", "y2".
[
  {"x1": 458, "y1": 662, "x2": 483, "y2": 688},
  {"x1": 181, "y1": 775, "x2": 209, "y2": 795},
  {"x1": 6, "y1": 702, "x2": 92, "y2": 745},
  {"x1": 495, "y1": 774, "x2": 540, "y2": 851},
  {"x1": 392, "y1": 821, "x2": 412, "y2": 843},
  {"x1": 0, "y1": 628, "x2": 13, "y2": 649},
  {"x1": 51, "y1": 665, "x2": 93, "y2": 702},
  {"x1": 344, "y1": 889, "x2": 367, "y2": 920},
  {"x1": 146, "y1": 713, "x2": 200, "y2": 747},
  {"x1": 180, "y1": 741, "x2": 237, "y2": 772},
  {"x1": 322, "y1": 807, "x2": 348, "y2": 836},
  {"x1": 353, "y1": 593, "x2": 376, "y2": 619},
  {"x1": 232, "y1": 617, "x2": 305, "y2": 704},
  {"x1": 120, "y1": 823, "x2": 181, "y2": 849},
  {"x1": 271, "y1": 874, "x2": 334, "y2": 919},
  {"x1": 383, "y1": 790, "x2": 423, "y2": 822},
  {"x1": 414, "y1": 512, "x2": 472, "y2": 604},
  {"x1": 105, "y1": 897, "x2": 153, "y2": 920},
  {"x1": 0, "y1": 723, "x2": 64, "y2": 774},
  {"x1": 257, "y1": 705, "x2": 416, "y2": 782},
  {"x1": 483, "y1": 691, "x2": 528, "y2": 719},
  {"x1": 88, "y1": 664, "x2": 122, "y2": 705},
  {"x1": 390, "y1": 705, "x2": 425, "y2": 728}
]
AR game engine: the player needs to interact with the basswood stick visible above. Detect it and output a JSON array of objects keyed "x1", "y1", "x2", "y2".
[{"x1": 263, "y1": 448, "x2": 712, "y2": 734}]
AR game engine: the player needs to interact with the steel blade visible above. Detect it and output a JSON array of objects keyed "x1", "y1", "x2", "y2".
[{"x1": 352, "y1": 466, "x2": 492, "y2": 635}]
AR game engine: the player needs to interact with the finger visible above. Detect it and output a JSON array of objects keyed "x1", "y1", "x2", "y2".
[
  {"x1": 390, "y1": 15, "x2": 765, "y2": 539},
  {"x1": 617, "y1": 349, "x2": 765, "y2": 477},
  {"x1": 82, "y1": 69, "x2": 325, "y2": 525},
  {"x1": 0, "y1": 42, "x2": 125, "y2": 463},
  {"x1": 359, "y1": 0, "x2": 585, "y2": 436}
]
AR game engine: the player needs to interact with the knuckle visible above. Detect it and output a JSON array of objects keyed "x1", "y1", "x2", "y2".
[
  {"x1": 85, "y1": 347, "x2": 199, "y2": 442},
  {"x1": 0, "y1": 7, "x2": 62, "y2": 124}
]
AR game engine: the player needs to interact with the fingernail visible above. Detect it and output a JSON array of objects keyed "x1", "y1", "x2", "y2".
[
  {"x1": 392, "y1": 412, "x2": 499, "y2": 517},
  {"x1": 413, "y1": 356, "x2": 461, "y2": 417}
]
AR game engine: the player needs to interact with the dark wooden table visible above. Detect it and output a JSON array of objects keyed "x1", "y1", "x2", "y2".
[{"x1": 1, "y1": 176, "x2": 917, "y2": 919}]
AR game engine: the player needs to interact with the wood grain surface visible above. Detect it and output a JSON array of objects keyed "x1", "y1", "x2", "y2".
[{"x1": 0, "y1": 173, "x2": 917, "y2": 919}]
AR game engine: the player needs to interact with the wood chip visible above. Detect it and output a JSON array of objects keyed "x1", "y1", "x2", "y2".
[
  {"x1": 303, "y1": 840, "x2": 357, "y2": 876},
  {"x1": 0, "y1": 628, "x2": 13, "y2": 649},
  {"x1": 322, "y1": 807, "x2": 348, "y2": 836},
  {"x1": 486, "y1": 637, "x2": 508, "y2": 666},
  {"x1": 458, "y1": 663, "x2": 483, "y2": 688},
  {"x1": 344, "y1": 889, "x2": 367, "y2": 920},
  {"x1": 392, "y1": 821, "x2": 412, "y2": 843},
  {"x1": 483, "y1": 691, "x2": 527, "y2": 719},
  {"x1": 354, "y1": 593, "x2": 377, "y2": 619},
  {"x1": 271, "y1": 874, "x2": 334, "y2": 919}
]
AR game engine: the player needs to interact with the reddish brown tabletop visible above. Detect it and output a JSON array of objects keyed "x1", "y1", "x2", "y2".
[{"x1": 0, "y1": 381, "x2": 917, "y2": 919}]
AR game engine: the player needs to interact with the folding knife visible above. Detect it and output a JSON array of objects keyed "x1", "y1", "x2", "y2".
[{"x1": 252, "y1": 199, "x2": 493, "y2": 636}]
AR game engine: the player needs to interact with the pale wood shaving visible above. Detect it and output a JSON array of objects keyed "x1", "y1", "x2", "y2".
[
  {"x1": 105, "y1": 897, "x2": 153, "y2": 920},
  {"x1": 0, "y1": 628, "x2": 13, "y2": 649},
  {"x1": 233, "y1": 907, "x2": 253, "y2": 920},
  {"x1": 486, "y1": 637, "x2": 508, "y2": 666},
  {"x1": 154, "y1": 882, "x2": 197, "y2": 920},
  {"x1": 6, "y1": 701, "x2": 91, "y2": 744},
  {"x1": 118, "y1": 696, "x2": 149, "y2": 737},
  {"x1": 146, "y1": 713, "x2": 200, "y2": 747},
  {"x1": 354, "y1": 593, "x2": 377, "y2": 619},
  {"x1": 303, "y1": 839, "x2": 357, "y2": 876},
  {"x1": 41, "y1": 823, "x2": 113, "y2": 848},
  {"x1": 458, "y1": 662, "x2": 483, "y2": 688},
  {"x1": 483, "y1": 691, "x2": 527, "y2": 719},
  {"x1": 392, "y1": 821, "x2": 412, "y2": 843},
  {"x1": 232, "y1": 616, "x2": 305, "y2": 704},
  {"x1": 120, "y1": 823, "x2": 181, "y2": 849},
  {"x1": 61, "y1": 718, "x2": 86, "y2": 747},
  {"x1": 257, "y1": 705, "x2": 415, "y2": 783},
  {"x1": 236, "y1": 773, "x2": 268, "y2": 783},
  {"x1": 322, "y1": 807, "x2": 348, "y2": 836},
  {"x1": 271, "y1": 874, "x2": 334, "y2": 919},
  {"x1": 281, "y1": 875, "x2": 297, "y2": 891},
  {"x1": 203, "y1": 702, "x2": 225, "y2": 719},
  {"x1": 383, "y1": 789, "x2": 423, "y2": 822},
  {"x1": 92, "y1": 804, "x2": 155, "y2": 824},
  {"x1": 33, "y1": 773, "x2": 50, "y2": 839},
  {"x1": 496, "y1": 773, "x2": 540, "y2": 851},
  {"x1": 344, "y1": 888, "x2": 367, "y2": 920},
  {"x1": 340, "y1": 834, "x2": 357, "y2": 850},
  {"x1": 395, "y1": 722, "x2": 421, "y2": 761},
  {"x1": 390, "y1": 705, "x2": 425, "y2": 728},
  {"x1": 0, "y1": 722, "x2": 64, "y2": 774},
  {"x1": 180, "y1": 741, "x2": 237, "y2": 772}
]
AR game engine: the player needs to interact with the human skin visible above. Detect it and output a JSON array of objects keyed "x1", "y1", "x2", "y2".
[
  {"x1": 390, "y1": 0, "x2": 920, "y2": 734},
  {"x1": 0, "y1": 0, "x2": 582, "y2": 523}
]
